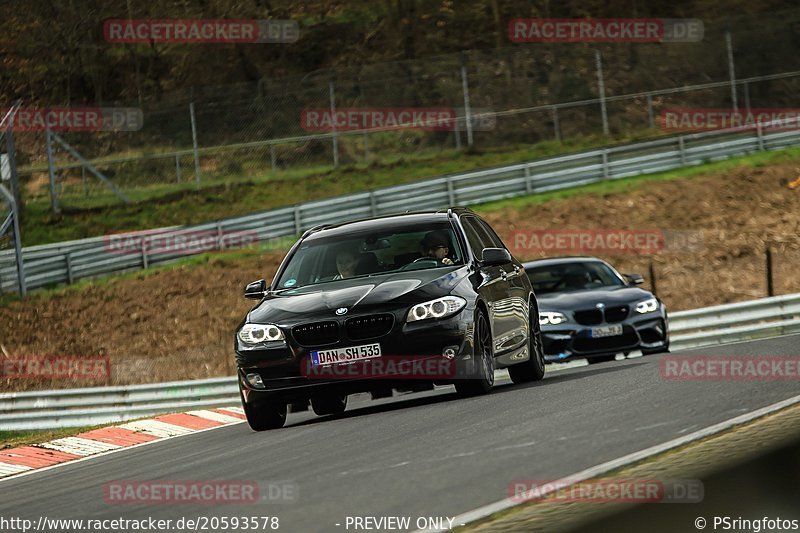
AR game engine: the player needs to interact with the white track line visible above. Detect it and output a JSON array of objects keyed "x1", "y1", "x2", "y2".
[
  {"x1": 117, "y1": 419, "x2": 195, "y2": 438},
  {"x1": 0, "y1": 462, "x2": 33, "y2": 478},
  {"x1": 186, "y1": 409, "x2": 243, "y2": 424},
  {"x1": 415, "y1": 392, "x2": 800, "y2": 533},
  {"x1": 38, "y1": 437, "x2": 122, "y2": 456}
]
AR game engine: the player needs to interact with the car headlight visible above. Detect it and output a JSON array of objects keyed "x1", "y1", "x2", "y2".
[
  {"x1": 238, "y1": 323, "x2": 285, "y2": 344},
  {"x1": 635, "y1": 298, "x2": 659, "y2": 314},
  {"x1": 539, "y1": 312, "x2": 567, "y2": 326},
  {"x1": 407, "y1": 296, "x2": 466, "y2": 323}
]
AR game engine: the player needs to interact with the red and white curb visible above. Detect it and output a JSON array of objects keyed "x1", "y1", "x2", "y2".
[{"x1": 0, "y1": 407, "x2": 245, "y2": 481}]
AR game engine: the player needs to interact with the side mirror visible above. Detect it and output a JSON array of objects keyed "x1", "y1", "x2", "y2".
[
  {"x1": 481, "y1": 248, "x2": 512, "y2": 266},
  {"x1": 624, "y1": 273, "x2": 645, "y2": 285},
  {"x1": 244, "y1": 279, "x2": 267, "y2": 299}
]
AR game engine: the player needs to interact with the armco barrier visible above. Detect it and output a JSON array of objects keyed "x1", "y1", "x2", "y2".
[
  {"x1": 1, "y1": 293, "x2": 798, "y2": 430},
  {"x1": 2, "y1": 123, "x2": 799, "y2": 293}
]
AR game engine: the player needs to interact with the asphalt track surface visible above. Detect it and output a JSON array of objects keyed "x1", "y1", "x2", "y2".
[{"x1": 1, "y1": 335, "x2": 799, "y2": 533}]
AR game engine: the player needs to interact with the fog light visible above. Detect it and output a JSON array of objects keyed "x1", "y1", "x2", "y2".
[
  {"x1": 442, "y1": 346, "x2": 457, "y2": 359},
  {"x1": 245, "y1": 373, "x2": 265, "y2": 389}
]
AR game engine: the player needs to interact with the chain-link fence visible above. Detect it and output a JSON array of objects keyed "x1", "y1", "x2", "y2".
[
  {"x1": 0, "y1": 104, "x2": 25, "y2": 296},
  {"x1": 11, "y1": 10, "x2": 800, "y2": 213}
]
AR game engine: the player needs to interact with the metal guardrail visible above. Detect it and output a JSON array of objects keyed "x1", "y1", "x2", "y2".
[
  {"x1": 2, "y1": 123, "x2": 799, "y2": 294},
  {"x1": 1, "y1": 293, "x2": 798, "y2": 430}
]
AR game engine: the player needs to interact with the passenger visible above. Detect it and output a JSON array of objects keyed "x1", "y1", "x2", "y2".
[{"x1": 420, "y1": 231, "x2": 454, "y2": 265}]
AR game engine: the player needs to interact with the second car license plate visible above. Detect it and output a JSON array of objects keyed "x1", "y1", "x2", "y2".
[
  {"x1": 310, "y1": 343, "x2": 382, "y2": 366},
  {"x1": 590, "y1": 324, "x2": 623, "y2": 338}
]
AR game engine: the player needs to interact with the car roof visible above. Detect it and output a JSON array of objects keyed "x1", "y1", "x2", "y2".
[
  {"x1": 303, "y1": 208, "x2": 474, "y2": 241},
  {"x1": 522, "y1": 256, "x2": 607, "y2": 268}
]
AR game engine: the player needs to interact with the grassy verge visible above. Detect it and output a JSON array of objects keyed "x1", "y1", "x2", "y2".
[
  {"x1": 0, "y1": 426, "x2": 107, "y2": 450},
  {"x1": 21, "y1": 131, "x2": 662, "y2": 246}
]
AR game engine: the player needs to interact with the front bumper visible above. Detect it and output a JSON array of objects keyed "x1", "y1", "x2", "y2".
[
  {"x1": 541, "y1": 315, "x2": 668, "y2": 362},
  {"x1": 235, "y1": 310, "x2": 477, "y2": 403}
]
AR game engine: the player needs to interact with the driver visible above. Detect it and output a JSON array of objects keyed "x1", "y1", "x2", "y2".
[
  {"x1": 420, "y1": 231, "x2": 454, "y2": 265},
  {"x1": 333, "y1": 247, "x2": 360, "y2": 280}
]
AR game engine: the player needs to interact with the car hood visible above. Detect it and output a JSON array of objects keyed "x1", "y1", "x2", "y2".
[
  {"x1": 537, "y1": 286, "x2": 653, "y2": 311},
  {"x1": 247, "y1": 266, "x2": 468, "y2": 323}
]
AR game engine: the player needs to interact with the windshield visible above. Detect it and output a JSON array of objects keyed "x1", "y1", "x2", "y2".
[
  {"x1": 527, "y1": 261, "x2": 626, "y2": 294},
  {"x1": 275, "y1": 222, "x2": 463, "y2": 289}
]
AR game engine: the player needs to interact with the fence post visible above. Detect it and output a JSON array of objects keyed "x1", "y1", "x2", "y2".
[
  {"x1": 189, "y1": 102, "x2": 201, "y2": 187},
  {"x1": 270, "y1": 145, "x2": 277, "y2": 174},
  {"x1": 45, "y1": 121, "x2": 60, "y2": 214},
  {"x1": 460, "y1": 51, "x2": 474, "y2": 147},
  {"x1": 726, "y1": 30, "x2": 738, "y2": 111},
  {"x1": 743, "y1": 81, "x2": 750, "y2": 112},
  {"x1": 765, "y1": 246, "x2": 774, "y2": 297},
  {"x1": 595, "y1": 49, "x2": 609, "y2": 137},
  {"x1": 454, "y1": 117, "x2": 462, "y2": 150},
  {"x1": 175, "y1": 154, "x2": 182, "y2": 182},
  {"x1": 329, "y1": 79, "x2": 339, "y2": 167},
  {"x1": 649, "y1": 261, "x2": 657, "y2": 297},
  {"x1": 646, "y1": 94, "x2": 655, "y2": 129},
  {"x1": 552, "y1": 106, "x2": 561, "y2": 142}
]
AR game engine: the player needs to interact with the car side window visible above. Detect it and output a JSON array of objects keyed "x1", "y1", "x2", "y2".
[
  {"x1": 461, "y1": 217, "x2": 492, "y2": 258},
  {"x1": 476, "y1": 218, "x2": 507, "y2": 250}
]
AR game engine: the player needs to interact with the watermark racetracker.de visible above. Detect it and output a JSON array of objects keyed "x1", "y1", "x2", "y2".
[
  {"x1": 103, "y1": 480, "x2": 299, "y2": 505},
  {"x1": 104, "y1": 19, "x2": 299, "y2": 43},
  {"x1": 104, "y1": 228, "x2": 263, "y2": 256},
  {"x1": 506, "y1": 229, "x2": 704, "y2": 256},
  {"x1": 661, "y1": 356, "x2": 800, "y2": 381},
  {"x1": 660, "y1": 108, "x2": 800, "y2": 132},
  {"x1": 0, "y1": 355, "x2": 110, "y2": 380},
  {"x1": 300, "y1": 107, "x2": 496, "y2": 132},
  {"x1": 508, "y1": 18, "x2": 704, "y2": 43},
  {"x1": 509, "y1": 478, "x2": 704, "y2": 503},
  {"x1": 1, "y1": 107, "x2": 142, "y2": 132}
]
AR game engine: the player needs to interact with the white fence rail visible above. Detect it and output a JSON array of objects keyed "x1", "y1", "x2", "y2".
[
  {"x1": 2, "y1": 123, "x2": 799, "y2": 294},
  {"x1": 1, "y1": 293, "x2": 798, "y2": 430}
]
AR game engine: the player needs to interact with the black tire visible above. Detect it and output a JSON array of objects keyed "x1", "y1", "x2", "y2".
[
  {"x1": 370, "y1": 386, "x2": 394, "y2": 400},
  {"x1": 509, "y1": 303, "x2": 546, "y2": 384},
  {"x1": 641, "y1": 343, "x2": 670, "y2": 356},
  {"x1": 587, "y1": 354, "x2": 616, "y2": 364},
  {"x1": 455, "y1": 311, "x2": 495, "y2": 397},
  {"x1": 242, "y1": 397, "x2": 287, "y2": 431},
  {"x1": 311, "y1": 394, "x2": 348, "y2": 416}
]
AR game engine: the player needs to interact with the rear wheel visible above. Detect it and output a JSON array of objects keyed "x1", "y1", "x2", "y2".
[
  {"x1": 509, "y1": 304, "x2": 546, "y2": 384},
  {"x1": 311, "y1": 394, "x2": 348, "y2": 416},
  {"x1": 455, "y1": 311, "x2": 495, "y2": 397}
]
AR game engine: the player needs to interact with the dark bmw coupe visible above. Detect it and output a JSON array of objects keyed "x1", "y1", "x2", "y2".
[
  {"x1": 235, "y1": 208, "x2": 545, "y2": 430},
  {"x1": 522, "y1": 257, "x2": 669, "y2": 365}
]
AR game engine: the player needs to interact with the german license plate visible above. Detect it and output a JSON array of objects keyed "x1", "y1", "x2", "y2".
[
  {"x1": 590, "y1": 324, "x2": 623, "y2": 338},
  {"x1": 310, "y1": 343, "x2": 382, "y2": 366}
]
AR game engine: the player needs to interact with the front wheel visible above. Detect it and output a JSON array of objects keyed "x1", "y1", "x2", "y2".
[
  {"x1": 455, "y1": 311, "x2": 495, "y2": 397},
  {"x1": 242, "y1": 397, "x2": 287, "y2": 431},
  {"x1": 509, "y1": 304, "x2": 546, "y2": 384}
]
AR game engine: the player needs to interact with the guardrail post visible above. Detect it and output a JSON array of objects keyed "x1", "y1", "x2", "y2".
[
  {"x1": 141, "y1": 239, "x2": 149, "y2": 269},
  {"x1": 766, "y1": 246, "x2": 774, "y2": 297},
  {"x1": 216, "y1": 222, "x2": 224, "y2": 251},
  {"x1": 601, "y1": 150, "x2": 610, "y2": 179},
  {"x1": 524, "y1": 165, "x2": 533, "y2": 194},
  {"x1": 65, "y1": 252, "x2": 73, "y2": 284},
  {"x1": 369, "y1": 191, "x2": 377, "y2": 216},
  {"x1": 552, "y1": 107, "x2": 561, "y2": 142},
  {"x1": 446, "y1": 177, "x2": 455, "y2": 205},
  {"x1": 294, "y1": 205, "x2": 302, "y2": 235},
  {"x1": 678, "y1": 136, "x2": 687, "y2": 165},
  {"x1": 756, "y1": 122, "x2": 765, "y2": 151}
]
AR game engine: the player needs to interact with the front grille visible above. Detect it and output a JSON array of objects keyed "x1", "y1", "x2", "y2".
[
  {"x1": 604, "y1": 305, "x2": 630, "y2": 323},
  {"x1": 292, "y1": 321, "x2": 339, "y2": 347},
  {"x1": 346, "y1": 314, "x2": 394, "y2": 341},
  {"x1": 574, "y1": 309, "x2": 603, "y2": 325}
]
